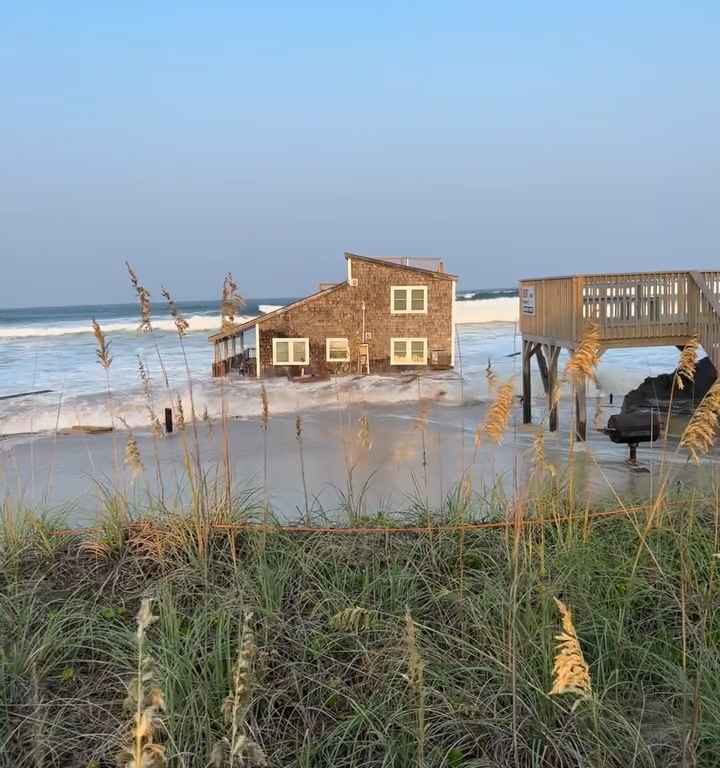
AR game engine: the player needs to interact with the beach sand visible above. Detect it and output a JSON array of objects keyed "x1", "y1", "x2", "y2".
[{"x1": 0, "y1": 389, "x2": 707, "y2": 527}]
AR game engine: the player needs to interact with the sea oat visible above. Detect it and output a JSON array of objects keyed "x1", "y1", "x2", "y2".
[
  {"x1": 565, "y1": 323, "x2": 601, "y2": 384},
  {"x1": 483, "y1": 380, "x2": 514, "y2": 444},
  {"x1": 121, "y1": 598, "x2": 165, "y2": 768},
  {"x1": 404, "y1": 608, "x2": 425, "y2": 768},
  {"x1": 531, "y1": 426, "x2": 554, "y2": 478},
  {"x1": 212, "y1": 612, "x2": 266, "y2": 767},
  {"x1": 260, "y1": 385, "x2": 269, "y2": 432},
  {"x1": 161, "y1": 287, "x2": 190, "y2": 337},
  {"x1": 331, "y1": 606, "x2": 373, "y2": 632},
  {"x1": 124, "y1": 433, "x2": 144, "y2": 478},
  {"x1": 137, "y1": 356, "x2": 163, "y2": 438},
  {"x1": 680, "y1": 381, "x2": 720, "y2": 463},
  {"x1": 176, "y1": 398, "x2": 186, "y2": 431},
  {"x1": 550, "y1": 597, "x2": 592, "y2": 700},
  {"x1": 203, "y1": 405, "x2": 213, "y2": 437},
  {"x1": 675, "y1": 335, "x2": 700, "y2": 391},
  {"x1": 138, "y1": 357, "x2": 152, "y2": 399},
  {"x1": 92, "y1": 319, "x2": 112, "y2": 369},
  {"x1": 126, "y1": 262, "x2": 152, "y2": 334},
  {"x1": 485, "y1": 358, "x2": 498, "y2": 391},
  {"x1": 221, "y1": 273, "x2": 246, "y2": 328},
  {"x1": 357, "y1": 415, "x2": 371, "y2": 450}
]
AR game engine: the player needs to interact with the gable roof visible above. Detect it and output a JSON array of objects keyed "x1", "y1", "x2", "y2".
[{"x1": 208, "y1": 281, "x2": 347, "y2": 341}]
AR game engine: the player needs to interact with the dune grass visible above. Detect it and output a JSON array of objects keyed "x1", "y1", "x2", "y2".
[
  {"x1": 3, "y1": 279, "x2": 720, "y2": 767},
  {"x1": 1, "y1": 479, "x2": 719, "y2": 768}
]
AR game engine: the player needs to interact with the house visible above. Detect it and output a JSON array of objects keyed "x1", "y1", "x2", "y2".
[{"x1": 209, "y1": 252, "x2": 457, "y2": 378}]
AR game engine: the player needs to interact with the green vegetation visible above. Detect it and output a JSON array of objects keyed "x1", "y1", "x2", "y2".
[{"x1": 1, "y1": 482, "x2": 719, "y2": 767}]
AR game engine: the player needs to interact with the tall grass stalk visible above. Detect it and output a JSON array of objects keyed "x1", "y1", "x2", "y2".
[{"x1": 295, "y1": 415, "x2": 310, "y2": 526}]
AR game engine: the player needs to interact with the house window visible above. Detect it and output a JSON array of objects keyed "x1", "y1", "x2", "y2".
[
  {"x1": 390, "y1": 337, "x2": 427, "y2": 365},
  {"x1": 272, "y1": 338, "x2": 309, "y2": 366},
  {"x1": 391, "y1": 286, "x2": 428, "y2": 314},
  {"x1": 326, "y1": 337, "x2": 350, "y2": 362}
]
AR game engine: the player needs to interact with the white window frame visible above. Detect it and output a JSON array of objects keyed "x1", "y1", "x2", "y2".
[
  {"x1": 272, "y1": 337, "x2": 309, "y2": 366},
  {"x1": 326, "y1": 337, "x2": 350, "y2": 362},
  {"x1": 390, "y1": 337, "x2": 428, "y2": 365},
  {"x1": 390, "y1": 285, "x2": 428, "y2": 314}
]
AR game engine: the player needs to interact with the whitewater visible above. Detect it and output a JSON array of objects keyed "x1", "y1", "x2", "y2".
[{"x1": 0, "y1": 295, "x2": 682, "y2": 439}]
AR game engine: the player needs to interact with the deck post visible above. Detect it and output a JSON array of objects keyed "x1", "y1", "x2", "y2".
[
  {"x1": 534, "y1": 344, "x2": 560, "y2": 432},
  {"x1": 548, "y1": 345, "x2": 560, "y2": 432},
  {"x1": 535, "y1": 344, "x2": 549, "y2": 390},
  {"x1": 540, "y1": 344, "x2": 560, "y2": 432},
  {"x1": 522, "y1": 340, "x2": 533, "y2": 424},
  {"x1": 575, "y1": 378, "x2": 587, "y2": 442}
]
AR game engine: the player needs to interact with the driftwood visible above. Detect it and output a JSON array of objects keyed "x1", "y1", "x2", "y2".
[
  {"x1": 63, "y1": 425, "x2": 114, "y2": 435},
  {"x1": 0, "y1": 389, "x2": 52, "y2": 401}
]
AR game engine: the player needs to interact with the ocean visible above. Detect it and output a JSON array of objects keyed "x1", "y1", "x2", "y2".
[{"x1": 0, "y1": 292, "x2": 683, "y2": 441}]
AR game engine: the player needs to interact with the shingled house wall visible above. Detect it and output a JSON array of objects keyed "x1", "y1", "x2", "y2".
[{"x1": 256, "y1": 256, "x2": 455, "y2": 378}]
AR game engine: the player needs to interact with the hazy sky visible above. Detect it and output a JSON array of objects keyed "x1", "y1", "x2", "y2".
[{"x1": 1, "y1": 2, "x2": 718, "y2": 307}]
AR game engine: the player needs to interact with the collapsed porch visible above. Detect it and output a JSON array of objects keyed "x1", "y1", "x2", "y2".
[{"x1": 209, "y1": 324, "x2": 257, "y2": 378}]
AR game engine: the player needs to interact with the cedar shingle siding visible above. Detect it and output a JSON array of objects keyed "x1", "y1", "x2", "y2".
[{"x1": 257, "y1": 256, "x2": 454, "y2": 377}]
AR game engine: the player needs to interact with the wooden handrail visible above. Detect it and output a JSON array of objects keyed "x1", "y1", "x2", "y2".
[{"x1": 519, "y1": 270, "x2": 720, "y2": 353}]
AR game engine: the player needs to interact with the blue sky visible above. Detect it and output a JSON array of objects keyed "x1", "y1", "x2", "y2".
[{"x1": 1, "y1": 1, "x2": 718, "y2": 306}]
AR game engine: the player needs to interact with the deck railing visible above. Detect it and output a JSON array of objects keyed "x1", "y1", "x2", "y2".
[
  {"x1": 379, "y1": 256, "x2": 445, "y2": 272},
  {"x1": 519, "y1": 271, "x2": 720, "y2": 368}
]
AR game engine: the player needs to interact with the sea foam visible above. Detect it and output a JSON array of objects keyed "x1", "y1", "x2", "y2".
[{"x1": 0, "y1": 298, "x2": 518, "y2": 339}]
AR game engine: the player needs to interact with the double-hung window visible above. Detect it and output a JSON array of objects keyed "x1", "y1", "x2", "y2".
[
  {"x1": 391, "y1": 285, "x2": 427, "y2": 314},
  {"x1": 272, "y1": 338, "x2": 309, "y2": 366},
  {"x1": 326, "y1": 337, "x2": 350, "y2": 362},
  {"x1": 390, "y1": 338, "x2": 427, "y2": 365}
]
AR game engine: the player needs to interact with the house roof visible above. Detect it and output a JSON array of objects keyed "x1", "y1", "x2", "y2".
[
  {"x1": 208, "y1": 281, "x2": 346, "y2": 341},
  {"x1": 208, "y1": 252, "x2": 456, "y2": 343},
  {"x1": 344, "y1": 252, "x2": 458, "y2": 280}
]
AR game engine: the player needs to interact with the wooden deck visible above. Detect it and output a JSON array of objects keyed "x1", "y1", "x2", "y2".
[{"x1": 518, "y1": 271, "x2": 720, "y2": 439}]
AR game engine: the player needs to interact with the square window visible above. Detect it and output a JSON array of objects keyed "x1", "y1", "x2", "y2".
[
  {"x1": 391, "y1": 286, "x2": 427, "y2": 314},
  {"x1": 272, "y1": 338, "x2": 309, "y2": 366},
  {"x1": 326, "y1": 338, "x2": 350, "y2": 362},
  {"x1": 391, "y1": 338, "x2": 427, "y2": 365}
]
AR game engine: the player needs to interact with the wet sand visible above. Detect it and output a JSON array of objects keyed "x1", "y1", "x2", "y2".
[{"x1": 1, "y1": 392, "x2": 713, "y2": 527}]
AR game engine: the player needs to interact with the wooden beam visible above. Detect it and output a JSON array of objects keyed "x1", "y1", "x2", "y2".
[
  {"x1": 522, "y1": 340, "x2": 533, "y2": 424},
  {"x1": 575, "y1": 378, "x2": 587, "y2": 442},
  {"x1": 535, "y1": 344, "x2": 549, "y2": 393},
  {"x1": 545, "y1": 344, "x2": 560, "y2": 432}
]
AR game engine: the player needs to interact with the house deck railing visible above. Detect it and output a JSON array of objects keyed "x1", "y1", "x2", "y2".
[{"x1": 519, "y1": 271, "x2": 720, "y2": 368}]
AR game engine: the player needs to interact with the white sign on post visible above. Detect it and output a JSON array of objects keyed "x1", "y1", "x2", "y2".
[{"x1": 521, "y1": 286, "x2": 536, "y2": 316}]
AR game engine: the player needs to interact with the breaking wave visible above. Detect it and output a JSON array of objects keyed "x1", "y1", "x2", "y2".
[
  {"x1": 0, "y1": 297, "x2": 518, "y2": 340},
  {"x1": 0, "y1": 372, "x2": 461, "y2": 436},
  {"x1": 0, "y1": 308, "x2": 287, "y2": 339}
]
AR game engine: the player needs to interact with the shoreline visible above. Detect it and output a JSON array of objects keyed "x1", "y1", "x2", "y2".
[{"x1": 1, "y1": 392, "x2": 708, "y2": 527}]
